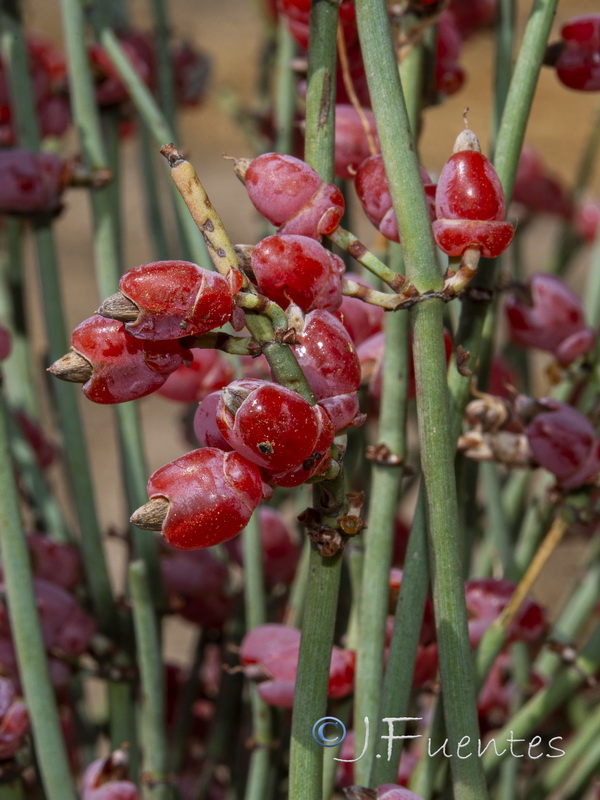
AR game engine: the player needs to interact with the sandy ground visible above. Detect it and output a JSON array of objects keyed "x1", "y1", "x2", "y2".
[{"x1": 14, "y1": 0, "x2": 600, "y2": 645}]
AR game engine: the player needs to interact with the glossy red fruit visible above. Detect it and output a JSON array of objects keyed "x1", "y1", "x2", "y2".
[
  {"x1": 267, "y1": 411, "x2": 335, "y2": 487},
  {"x1": 217, "y1": 379, "x2": 335, "y2": 473},
  {"x1": 244, "y1": 153, "x2": 344, "y2": 239},
  {"x1": 82, "y1": 753, "x2": 139, "y2": 800},
  {"x1": 157, "y1": 349, "x2": 234, "y2": 403},
  {"x1": 465, "y1": 578, "x2": 546, "y2": 647},
  {"x1": 513, "y1": 146, "x2": 571, "y2": 218},
  {"x1": 290, "y1": 307, "x2": 362, "y2": 430},
  {"x1": 251, "y1": 235, "x2": 345, "y2": 312},
  {"x1": 433, "y1": 130, "x2": 514, "y2": 257},
  {"x1": 355, "y1": 154, "x2": 436, "y2": 243},
  {"x1": 147, "y1": 448, "x2": 264, "y2": 549},
  {"x1": 0, "y1": 678, "x2": 29, "y2": 760},
  {"x1": 556, "y1": 15, "x2": 600, "y2": 92},
  {"x1": 240, "y1": 623, "x2": 355, "y2": 708},
  {"x1": 115, "y1": 260, "x2": 234, "y2": 340},
  {"x1": 332, "y1": 104, "x2": 378, "y2": 179},
  {"x1": 504, "y1": 274, "x2": 594, "y2": 363},
  {"x1": 0, "y1": 148, "x2": 67, "y2": 215},
  {"x1": 70, "y1": 316, "x2": 191, "y2": 404},
  {"x1": 193, "y1": 391, "x2": 233, "y2": 450},
  {"x1": 524, "y1": 400, "x2": 600, "y2": 490}
]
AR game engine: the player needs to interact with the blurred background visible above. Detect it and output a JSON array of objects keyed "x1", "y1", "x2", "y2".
[{"x1": 15, "y1": 0, "x2": 600, "y2": 644}]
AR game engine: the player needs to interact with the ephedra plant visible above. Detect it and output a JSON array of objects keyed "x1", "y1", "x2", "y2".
[{"x1": 0, "y1": 1, "x2": 599, "y2": 799}]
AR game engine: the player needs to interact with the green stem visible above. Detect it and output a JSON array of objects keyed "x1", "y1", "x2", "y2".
[
  {"x1": 288, "y1": 6, "x2": 346, "y2": 798},
  {"x1": 372, "y1": 494, "x2": 429, "y2": 786},
  {"x1": 60, "y1": 0, "x2": 163, "y2": 598},
  {"x1": 355, "y1": 2, "x2": 487, "y2": 797},
  {"x1": 274, "y1": 17, "x2": 297, "y2": 155},
  {"x1": 481, "y1": 462, "x2": 515, "y2": 580},
  {"x1": 149, "y1": 0, "x2": 178, "y2": 134},
  {"x1": 328, "y1": 226, "x2": 415, "y2": 293},
  {"x1": 98, "y1": 27, "x2": 209, "y2": 268},
  {"x1": 482, "y1": 623, "x2": 600, "y2": 778},
  {"x1": 491, "y1": 0, "x2": 516, "y2": 150},
  {"x1": 1, "y1": 2, "x2": 117, "y2": 636},
  {"x1": 129, "y1": 561, "x2": 171, "y2": 800},
  {"x1": 0, "y1": 390, "x2": 77, "y2": 800},
  {"x1": 138, "y1": 123, "x2": 171, "y2": 260},
  {"x1": 243, "y1": 512, "x2": 275, "y2": 800},
  {"x1": 355, "y1": 249, "x2": 409, "y2": 785},
  {"x1": 108, "y1": 677, "x2": 139, "y2": 783},
  {"x1": 493, "y1": 0, "x2": 560, "y2": 202}
]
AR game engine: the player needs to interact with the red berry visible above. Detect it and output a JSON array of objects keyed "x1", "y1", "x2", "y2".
[
  {"x1": 216, "y1": 379, "x2": 335, "y2": 473},
  {"x1": 433, "y1": 129, "x2": 514, "y2": 257},
  {"x1": 525, "y1": 400, "x2": 600, "y2": 490},
  {"x1": 244, "y1": 153, "x2": 344, "y2": 239},
  {"x1": 147, "y1": 448, "x2": 264, "y2": 549},
  {"x1": 447, "y1": 0, "x2": 498, "y2": 40},
  {"x1": 156, "y1": 348, "x2": 234, "y2": 403},
  {"x1": 251, "y1": 235, "x2": 345, "y2": 312},
  {"x1": 70, "y1": 316, "x2": 191, "y2": 404},
  {"x1": 290, "y1": 307, "x2": 362, "y2": 431},
  {"x1": 504, "y1": 274, "x2": 593, "y2": 362},
  {"x1": 240, "y1": 623, "x2": 354, "y2": 708},
  {"x1": 556, "y1": 15, "x2": 600, "y2": 92},
  {"x1": 355, "y1": 154, "x2": 436, "y2": 243},
  {"x1": 116, "y1": 261, "x2": 234, "y2": 341},
  {"x1": 193, "y1": 391, "x2": 233, "y2": 450}
]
